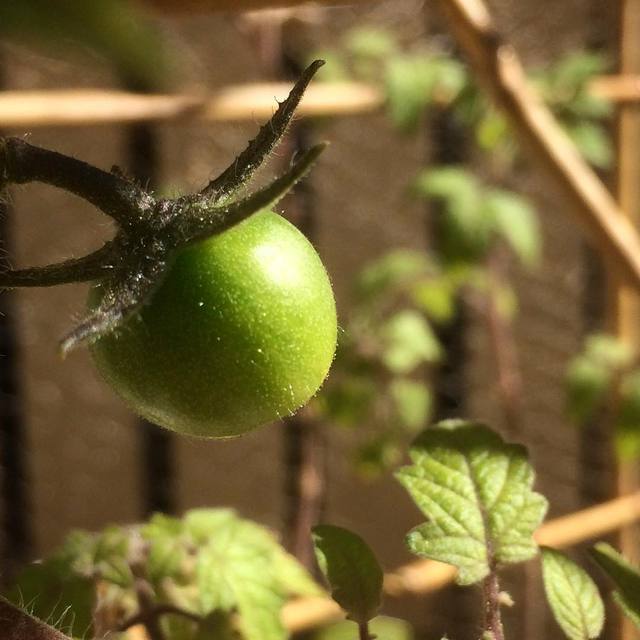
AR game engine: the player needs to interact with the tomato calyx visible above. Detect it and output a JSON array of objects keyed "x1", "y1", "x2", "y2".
[{"x1": 0, "y1": 60, "x2": 326, "y2": 356}]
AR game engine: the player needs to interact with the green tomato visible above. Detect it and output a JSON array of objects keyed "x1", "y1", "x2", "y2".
[{"x1": 90, "y1": 210, "x2": 337, "y2": 438}]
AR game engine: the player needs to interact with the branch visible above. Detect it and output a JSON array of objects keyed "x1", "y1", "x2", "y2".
[
  {"x1": 0, "y1": 597, "x2": 72, "y2": 640},
  {"x1": 0, "y1": 242, "x2": 116, "y2": 289},
  {"x1": 0, "y1": 137, "x2": 146, "y2": 226},
  {"x1": 435, "y1": 0, "x2": 640, "y2": 292}
]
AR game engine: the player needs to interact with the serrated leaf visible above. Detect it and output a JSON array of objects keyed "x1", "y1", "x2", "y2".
[
  {"x1": 396, "y1": 420, "x2": 548, "y2": 585},
  {"x1": 541, "y1": 547, "x2": 604, "y2": 640},
  {"x1": 311, "y1": 616, "x2": 413, "y2": 640},
  {"x1": 591, "y1": 543, "x2": 640, "y2": 628},
  {"x1": 195, "y1": 511, "x2": 320, "y2": 640},
  {"x1": 381, "y1": 310, "x2": 442, "y2": 373},
  {"x1": 312, "y1": 524, "x2": 383, "y2": 624},
  {"x1": 143, "y1": 513, "x2": 188, "y2": 585},
  {"x1": 483, "y1": 190, "x2": 540, "y2": 267},
  {"x1": 92, "y1": 526, "x2": 133, "y2": 588},
  {"x1": 390, "y1": 379, "x2": 431, "y2": 431}
]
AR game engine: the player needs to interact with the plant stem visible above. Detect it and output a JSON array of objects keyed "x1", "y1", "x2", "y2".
[
  {"x1": 0, "y1": 137, "x2": 143, "y2": 226},
  {"x1": 358, "y1": 621, "x2": 371, "y2": 640},
  {"x1": 481, "y1": 569, "x2": 505, "y2": 640},
  {"x1": 484, "y1": 249, "x2": 523, "y2": 436}
]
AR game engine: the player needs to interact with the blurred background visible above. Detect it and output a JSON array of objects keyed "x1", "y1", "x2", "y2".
[{"x1": 0, "y1": 0, "x2": 635, "y2": 639}]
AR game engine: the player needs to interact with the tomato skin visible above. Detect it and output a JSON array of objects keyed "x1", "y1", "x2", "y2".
[{"x1": 90, "y1": 210, "x2": 337, "y2": 438}]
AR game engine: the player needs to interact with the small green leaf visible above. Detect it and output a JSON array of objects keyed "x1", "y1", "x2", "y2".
[
  {"x1": 483, "y1": 190, "x2": 540, "y2": 267},
  {"x1": 411, "y1": 277, "x2": 456, "y2": 323},
  {"x1": 413, "y1": 167, "x2": 493, "y2": 265},
  {"x1": 616, "y1": 371, "x2": 640, "y2": 458},
  {"x1": 312, "y1": 524, "x2": 383, "y2": 624},
  {"x1": 355, "y1": 250, "x2": 433, "y2": 303},
  {"x1": 396, "y1": 420, "x2": 548, "y2": 585},
  {"x1": 541, "y1": 547, "x2": 604, "y2": 640},
  {"x1": 390, "y1": 379, "x2": 431, "y2": 431},
  {"x1": 345, "y1": 27, "x2": 398, "y2": 60},
  {"x1": 568, "y1": 123, "x2": 612, "y2": 169},
  {"x1": 591, "y1": 543, "x2": 640, "y2": 628},
  {"x1": 381, "y1": 310, "x2": 442, "y2": 373},
  {"x1": 566, "y1": 356, "x2": 610, "y2": 422},
  {"x1": 310, "y1": 616, "x2": 413, "y2": 640},
  {"x1": 383, "y1": 55, "x2": 465, "y2": 132}
]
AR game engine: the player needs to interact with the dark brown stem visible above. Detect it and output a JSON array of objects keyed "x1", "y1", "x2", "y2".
[
  {"x1": 483, "y1": 249, "x2": 523, "y2": 435},
  {"x1": 0, "y1": 597, "x2": 71, "y2": 640},
  {"x1": 481, "y1": 569, "x2": 505, "y2": 640},
  {"x1": 358, "y1": 621, "x2": 371, "y2": 640},
  {"x1": 119, "y1": 604, "x2": 201, "y2": 632},
  {"x1": 0, "y1": 137, "x2": 146, "y2": 226}
]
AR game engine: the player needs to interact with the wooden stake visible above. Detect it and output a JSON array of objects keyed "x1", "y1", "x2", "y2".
[{"x1": 613, "y1": 3, "x2": 640, "y2": 640}]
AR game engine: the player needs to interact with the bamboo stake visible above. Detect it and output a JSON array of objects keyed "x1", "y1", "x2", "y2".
[
  {"x1": 145, "y1": 0, "x2": 371, "y2": 12},
  {"x1": 434, "y1": 0, "x2": 640, "y2": 293},
  {"x1": 0, "y1": 83, "x2": 383, "y2": 128},
  {"x1": 0, "y1": 75, "x2": 632, "y2": 130},
  {"x1": 591, "y1": 74, "x2": 640, "y2": 103},
  {"x1": 612, "y1": 3, "x2": 640, "y2": 640}
]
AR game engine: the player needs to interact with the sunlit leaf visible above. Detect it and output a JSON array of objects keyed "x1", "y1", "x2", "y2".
[
  {"x1": 541, "y1": 547, "x2": 604, "y2": 640},
  {"x1": 396, "y1": 420, "x2": 548, "y2": 585}
]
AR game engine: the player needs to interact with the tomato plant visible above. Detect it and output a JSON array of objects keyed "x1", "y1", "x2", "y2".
[{"x1": 91, "y1": 210, "x2": 336, "y2": 437}]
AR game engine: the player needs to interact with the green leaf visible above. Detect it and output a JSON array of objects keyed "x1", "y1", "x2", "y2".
[
  {"x1": 411, "y1": 277, "x2": 456, "y2": 323},
  {"x1": 390, "y1": 379, "x2": 431, "y2": 431},
  {"x1": 93, "y1": 526, "x2": 133, "y2": 587},
  {"x1": 345, "y1": 27, "x2": 398, "y2": 60},
  {"x1": 413, "y1": 167, "x2": 492, "y2": 264},
  {"x1": 384, "y1": 55, "x2": 465, "y2": 132},
  {"x1": 195, "y1": 511, "x2": 320, "y2": 640},
  {"x1": 591, "y1": 543, "x2": 640, "y2": 629},
  {"x1": 566, "y1": 334, "x2": 634, "y2": 423},
  {"x1": 541, "y1": 547, "x2": 604, "y2": 640},
  {"x1": 381, "y1": 310, "x2": 442, "y2": 373},
  {"x1": 320, "y1": 378, "x2": 376, "y2": 428},
  {"x1": 396, "y1": 420, "x2": 548, "y2": 585},
  {"x1": 312, "y1": 524, "x2": 383, "y2": 624},
  {"x1": 355, "y1": 250, "x2": 433, "y2": 303},
  {"x1": 143, "y1": 514, "x2": 188, "y2": 585},
  {"x1": 615, "y1": 371, "x2": 640, "y2": 458},
  {"x1": 310, "y1": 616, "x2": 413, "y2": 640},
  {"x1": 568, "y1": 123, "x2": 612, "y2": 169},
  {"x1": 483, "y1": 190, "x2": 540, "y2": 267}
]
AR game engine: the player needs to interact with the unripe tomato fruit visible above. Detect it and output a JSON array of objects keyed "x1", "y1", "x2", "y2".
[{"x1": 90, "y1": 210, "x2": 337, "y2": 438}]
